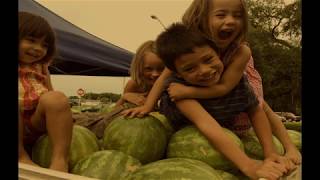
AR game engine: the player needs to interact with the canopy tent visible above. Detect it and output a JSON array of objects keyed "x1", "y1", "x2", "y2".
[{"x1": 18, "y1": 0, "x2": 134, "y2": 76}]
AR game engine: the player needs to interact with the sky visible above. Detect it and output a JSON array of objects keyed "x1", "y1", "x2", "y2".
[
  {"x1": 35, "y1": 0, "x2": 194, "y2": 96},
  {"x1": 34, "y1": 0, "x2": 295, "y2": 96},
  {"x1": 37, "y1": 0, "x2": 193, "y2": 53},
  {"x1": 36, "y1": 0, "x2": 295, "y2": 53}
]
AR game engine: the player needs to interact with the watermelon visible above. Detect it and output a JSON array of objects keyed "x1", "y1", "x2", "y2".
[
  {"x1": 287, "y1": 129, "x2": 301, "y2": 151},
  {"x1": 102, "y1": 115, "x2": 167, "y2": 164},
  {"x1": 126, "y1": 158, "x2": 223, "y2": 180},
  {"x1": 122, "y1": 102, "x2": 138, "y2": 109},
  {"x1": 284, "y1": 121, "x2": 301, "y2": 132},
  {"x1": 215, "y1": 170, "x2": 240, "y2": 180},
  {"x1": 32, "y1": 125, "x2": 100, "y2": 169},
  {"x1": 100, "y1": 103, "x2": 116, "y2": 114},
  {"x1": 98, "y1": 138, "x2": 104, "y2": 150},
  {"x1": 167, "y1": 126, "x2": 243, "y2": 172},
  {"x1": 233, "y1": 172, "x2": 251, "y2": 180},
  {"x1": 71, "y1": 150, "x2": 141, "y2": 180},
  {"x1": 241, "y1": 129, "x2": 284, "y2": 160},
  {"x1": 149, "y1": 111, "x2": 175, "y2": 139}
]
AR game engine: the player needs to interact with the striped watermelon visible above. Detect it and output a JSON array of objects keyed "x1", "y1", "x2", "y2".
[
  {"x1": 242, "y1": 129, "x2": 284, "y2": 160},
  {"x1": 284, "y1": 121, "x2": 301, "y2": 132},
  {"x1": 71, "y1": 150, "x2": 141, "y2": 180},
  {"x1": 215, "y1": 170, "x2": 240, "y2": 180},
  {"x1": 287, "y1": 129, "x2": 301, "y2": 151},
  {"x1": 149, "y1": 111, "x2": 175, "y2": 139},
  {"x1": 126, "y1": 158, "x2": 223, "y2": 180},
  {"x1": 100, "y1": 103, "x2": 116, "y2": 114},
  {"x1": 167, "y1": 126, "x2": 243, "y2": 172},
  {"x1": 233, "y1": 172, "x2": 251, "y2": 180},
  {"x1": 32, "y1": 125, "x2": 100, "y2": 169},
  {"x1": 102, "y1": 115, "x2": 167, "y2": 164}
]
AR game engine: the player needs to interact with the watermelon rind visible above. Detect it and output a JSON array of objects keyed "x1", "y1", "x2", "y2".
[
  {"x1": 167, "y1": 126, "x2": 243, "y2": 172},
  {"x1": 72, "y1": 150, "x2": 141, "y2": 180},
  {"x1": 103, "y1": 115, "x2": 168, "y2": 164},
  {"x1": 287, "y1": 129, "x2": 301, "y2": 151},
  {"x1": 32, "y1": 125, "x2": 100, "y2": 169},
  {"x1": 126, "y1": 158, "x2": 223, "y2": 180},
  {"x1": 242, "y1": 129, "x2": 285, "y2": 160}
]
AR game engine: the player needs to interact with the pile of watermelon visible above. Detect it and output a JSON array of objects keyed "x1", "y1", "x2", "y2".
[{"x1": 31, "y1": 109, "x2": 301, "y2": 180}]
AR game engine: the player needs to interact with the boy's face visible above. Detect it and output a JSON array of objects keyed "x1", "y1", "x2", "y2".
[{"x1": 175, "y1": 45, "x2": 224, "y2": 87}]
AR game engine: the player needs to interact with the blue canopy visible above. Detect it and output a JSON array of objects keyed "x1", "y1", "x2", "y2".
[{"x1": 19, "y1": 0, "x2": 133, "y2": 76}]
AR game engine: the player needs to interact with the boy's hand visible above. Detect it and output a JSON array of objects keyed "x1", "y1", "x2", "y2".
[
  {"x1": 244, "y1": 159, "x2": 286, "y2": 180},
  {"x1": 284, "y1": 147, "x2": 302, "y2": 165},
  {"x1": 120, "y1": 105, "x2": 153, "y2": 118},
  {"x1": 265, "y1": 153, "x2": 296, "y2": 173},
  {"x1": 167, "y1": 83, "x2": 193, "y2": 101}
]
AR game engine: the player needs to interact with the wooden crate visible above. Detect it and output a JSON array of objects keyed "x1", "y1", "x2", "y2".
[{"x1": 18, "y1": 163, "x2": 98, "y2": 180}]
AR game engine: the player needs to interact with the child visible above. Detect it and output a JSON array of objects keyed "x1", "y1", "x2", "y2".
[
  {"x1": 19, "y1": 12, "x2": 73, "y2": 172},
  {"x1": 115, "y1": 40, "x2": 164, "y2": 107},
  {"x1": 155, "y1": 23, "x2": 287, "y2": 180},
  {"x1": 122, "y1": 0, "x2": 301, "y2": 168}
]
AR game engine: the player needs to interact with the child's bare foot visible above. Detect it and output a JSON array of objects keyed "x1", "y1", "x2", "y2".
[
  {"x1": 19, "y1": 156, "x2": 39, "y2": 167},
  {"x1": 49, "y1": 158, "x2": 69, "y2": 173}
]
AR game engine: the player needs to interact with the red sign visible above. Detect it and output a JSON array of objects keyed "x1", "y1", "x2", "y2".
[{"x1": 77, "y1": 88, "x2": 85, "y2": 97}]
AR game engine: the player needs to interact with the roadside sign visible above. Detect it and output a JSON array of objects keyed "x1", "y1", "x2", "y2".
[{"x1": 77, "y1": 88, "x2": 85, "y2": 97}]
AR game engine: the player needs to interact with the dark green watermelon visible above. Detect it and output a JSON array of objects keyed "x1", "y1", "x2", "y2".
[
  {"x1": 241, "y1": 129, "x2": 284, "y2": 160},
  {"x1": 102, "y1": 115, "x2": 167, "y2": 164},
  {"x1": 71, "y1": 150, "x2": 141, "y2": 180},
  {"x1": 32, "y1": 125, "x2": 99, "y2": 169},
  {"x1": 126, "y1": 158, "x2": 223, "y2": 180},
  {"x1": 284, "y1": 121, "x2": 301, "y2": 132},
  {"x1": 149, "y1": 111, "x2": 175, "y2": 139},
  {"x1": 167, "y1": 126, "x2": 243, "y2": 172},
  {"x1": 287, "y1": 129, "x2": 301, "y2": 151}
]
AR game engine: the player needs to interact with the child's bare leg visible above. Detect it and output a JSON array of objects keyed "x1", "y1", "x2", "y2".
[
  {"x1": 263, "y1": 101, "x2": 301, "y2": 167},
  {"x1": 18, "y1": 114, "x2": 38, "y2": 166},
  {"x1": 262, "y1": 101, "x2": 295, "y2": 149},
  {"x1": 32, "y1": 91, "x2": 73, "y2": 172}
]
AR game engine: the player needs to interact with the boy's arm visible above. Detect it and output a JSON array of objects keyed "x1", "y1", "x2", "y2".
[
  {"x1": 248, "y1": 105, "x2": 278, "y2": 158},
  {"x1": 175, "y1": 99, "x2": 285, "y2": 179},
  {"x1": 263, "y1": 102, "x2": 301, "y2": 165},
  {"x1": 121, "y1": 68, "x2": 172, "y2": 117},
  {"x1": 169, "y1": 45, "x2": 251, "y2": 100}
]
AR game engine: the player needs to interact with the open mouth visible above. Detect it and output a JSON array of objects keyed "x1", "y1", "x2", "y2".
[{"x1": 218, "y1": 30, "x2": 234, "y2": 40}]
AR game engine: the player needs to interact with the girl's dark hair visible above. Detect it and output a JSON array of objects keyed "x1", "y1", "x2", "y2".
[
  {"x1": 156, "y1": 23, "x2": 219, "y2": 72},
  {"x1": 19, "y1": 11, "x2": 56, "y2": 64}
]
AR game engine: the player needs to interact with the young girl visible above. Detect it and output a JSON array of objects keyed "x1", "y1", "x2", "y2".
[
  {"x1": 19, "y1": 12, "x2": 73, "y2": 172},
  {"x1": 115, "y1": 40, "x2": 164, "y2": 107},
  {"x1": 122, "y1": 0, "x2": 300, "y2": 172}
]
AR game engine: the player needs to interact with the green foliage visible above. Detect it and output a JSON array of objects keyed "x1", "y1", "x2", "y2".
[
  {"x1": 69, "y1": 96, "x2": 79, "y2": 99},
  {"x1": 82, "y1": 92, "x2": 121, "y2": 102},
  {"x1": 246, "y1": 0, "x2": 301, "y2": 114}
]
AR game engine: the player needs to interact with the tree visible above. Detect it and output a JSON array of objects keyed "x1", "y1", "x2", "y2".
[{"x1": 246, "y1": 0, "x2": 301, "y2": 114}]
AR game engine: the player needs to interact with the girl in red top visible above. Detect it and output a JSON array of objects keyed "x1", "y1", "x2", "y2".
[{"x1": 19, "y1": 12, "x2": 73, "y2": 172}]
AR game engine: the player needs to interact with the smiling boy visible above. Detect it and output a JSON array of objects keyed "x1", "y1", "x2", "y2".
[{"x1": 156, "y1": 23, "x2": 289, "y2": 179}]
